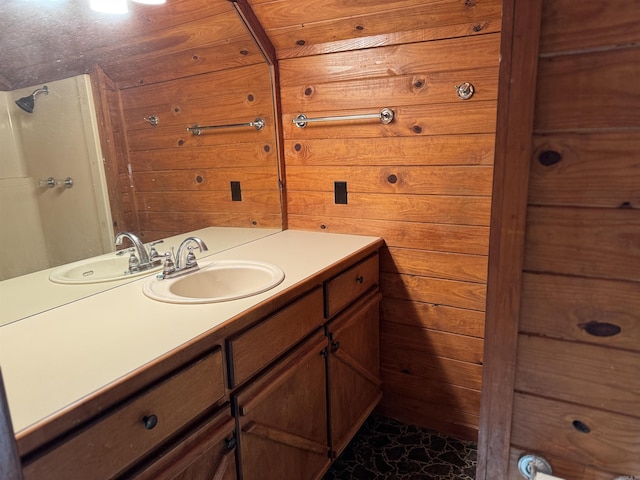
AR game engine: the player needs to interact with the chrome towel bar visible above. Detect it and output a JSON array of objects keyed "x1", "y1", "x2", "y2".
[
  {"x1": 292, "y1": 108, "x2": 394, "y2": 128},
  {"x1": 187, "y1": 117, "x2": 265, "y2": 135}
]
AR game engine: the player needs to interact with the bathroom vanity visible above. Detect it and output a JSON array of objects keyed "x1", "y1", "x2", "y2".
[{"x1": 0, "y1": 229, "x2": 383, "y2": 479}]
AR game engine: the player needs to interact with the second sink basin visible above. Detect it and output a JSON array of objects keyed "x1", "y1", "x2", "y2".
[
  {"x1": 142, "y1": 259, "x2": 285, "y2": 304},
  {"x1": 49, "y1": 256, "x2": 161, "y2": 284}
]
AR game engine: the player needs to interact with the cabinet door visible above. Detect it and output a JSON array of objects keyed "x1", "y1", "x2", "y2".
[
  {"x1": 125, "y1": 409, "x2": 237, "y2": 480},
  {"x1": 235, "y1": 331, "x2": 330, "y2": 480},
  {"x1": 327, "y1": 290, "x2": 382, "y2": 458}
]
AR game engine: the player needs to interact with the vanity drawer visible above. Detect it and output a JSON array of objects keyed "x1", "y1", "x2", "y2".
[
  {"x1": 324, "y1": 253, "x2": 379, "y2": 318},
  {"x1": 23, "y1": 349, "x2": 225, "y2": 480},
  {"x1": 226, "y1": 286, "x2": 324, "y2": 388}
]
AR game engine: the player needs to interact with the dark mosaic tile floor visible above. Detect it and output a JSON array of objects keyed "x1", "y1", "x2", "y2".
[{"x1": 323, "y1": 415, "x2": 477, "y2": 480}]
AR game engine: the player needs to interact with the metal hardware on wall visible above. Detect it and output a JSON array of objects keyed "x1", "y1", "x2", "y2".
[
  {"x1": 293, "y1": 108, "x2": 395, "y2": 128},
  {"x1": 517, "y1": 454, "x2": 553, "y2": 479},
  {"x1": 39, "y1": 177, "x2": 74, "y2": 189},
  {"x1": 186, "y1": 117, "x2": 265, "y2": 135},
  {"x1": 456, "y1": 82, "x2": 475, "y2": 100},
  {"x1": 144, "y1": 115, "x2": 159, "y2": 126}
]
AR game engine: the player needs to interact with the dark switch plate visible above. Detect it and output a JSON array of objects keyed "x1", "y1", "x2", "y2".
[
  {"x1": 334, "y1": 181, "x2": 347, "y2": 204},
  {"x1": 231, "y1": 181, "x2": 242, "y2": 201}
]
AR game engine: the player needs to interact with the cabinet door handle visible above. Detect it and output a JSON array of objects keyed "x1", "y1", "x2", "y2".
[
  {"x1": 331, "y1": 341, "x2": 340, "y2": 353},
  {"x1": 142, "y1": 414, "x2": 158, "y2": 430},
  {"x1": 356, "y1": 275, "x2": 364, "y2": 284}
]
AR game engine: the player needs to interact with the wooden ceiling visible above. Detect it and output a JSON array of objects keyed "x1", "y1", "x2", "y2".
[
  {"x1": 0, "y1": 0, "x2": 264, "y2": 91},
  {"x1": 244, "y1": 0, "x2": 502, "y2": 59},
  {"x1": 1, "y1": 0, "x2": 503, "y2": 91}
]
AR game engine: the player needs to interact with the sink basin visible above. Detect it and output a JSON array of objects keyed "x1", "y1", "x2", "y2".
[
  {"x1": 49, "y1": 256, "x2": 161, "y2": 284},
  {"x1": 142, "y1": 259, "x2": 285, "y2": 304}
]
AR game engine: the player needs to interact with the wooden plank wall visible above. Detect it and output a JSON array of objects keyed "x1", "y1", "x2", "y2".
[
  {"x1": 505, "y1": 0, "x2": 640, "y2": 477},
  {"x1": 251, "y1": 0, "x2": 503, "y2": 439},
  {"x1": 84, "y1": 1, "x2": 284, "y2": 241},
  {"x1": 117, "y1": 61, "x2": 282, "y2": 240}
]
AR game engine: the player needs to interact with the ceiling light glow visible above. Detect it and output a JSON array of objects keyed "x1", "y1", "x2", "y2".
[{"x1": 89, "y1": 0, "x2": 128, "y2": 14}]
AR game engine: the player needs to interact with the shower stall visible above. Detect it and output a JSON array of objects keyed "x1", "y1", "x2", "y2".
[{"x1": 0, "y1": 75, "x2": 113, "y2": 280}]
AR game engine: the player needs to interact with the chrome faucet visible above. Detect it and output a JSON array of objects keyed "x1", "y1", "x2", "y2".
[
  {"x1": 115, "y1": 232, "x2": 161, "y2": 273},
  {"x1": 176, "y1": 237, "x2": 209, "y2": 270},
  {"x1": 159, "y1": 236, "x2": 209, "y2": 279}
]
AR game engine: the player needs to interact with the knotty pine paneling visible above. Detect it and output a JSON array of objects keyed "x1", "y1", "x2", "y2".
[
  {"x1": 539, "y1": 0, "x2": 640, "y2": 55},
  {"x1": 287, "y1": 192, "x2": 491, "y2": 226},
  {"x1": 378, "y1": 390, "x2": 479, "y2": 441},
  {"x1": 534, "y1": 46, "x2": 640, "y2": 132},
  {"x1": 382, "y1": 344, "x2": 483, "y2": 391},
  {"x1": 381, "y1": 298, "x2": 485, "y2": 339},
  {"x1": 508, "y1": 447, "x2": 620, "y2": 480},
  {"x1": 287, "y1": 166, "x2": 493, "y2": 196},
  {"x1": 288, "y1": 216, "x2": 490, "y2": 255},
  {"x1": 380, "y1": 247, "x2": 488, "y2": 284},
  {"x1": 276, "y1": 5, "x2": 499, "y2": 438},
  {"x1": 516, "y1": 335, "x2": 640, "y2": 416},
  {"x1": 286, "y1": 134, "x2": 496, "y2": 167},
  {"x1": 511, "y1": 393, "x2": 640, "y2": 474},
  {"x1": 519, "y1": 273, "x2": 640, "y2": 351},
  {"x1": 530, "y1": 132, "x2": 640, "y2": 208},
  {"x1": 502, "y1": 0, "x2": 640, "y2": 476},
  {"x1": 117, "y1": 61, "x2": 281, "y2": 239},
  {"x1": 381, "y1": 369, "x2": 481, "y2": 423},
  {"x1": 248, "y1": 0, "x2": 501, "y2": 59},
  {"x1": 382, "y1": 273, "x2": 487, "y2": 313},
  {"x1": 524, "y1": 206, "x2": 640, "y2": 282}
]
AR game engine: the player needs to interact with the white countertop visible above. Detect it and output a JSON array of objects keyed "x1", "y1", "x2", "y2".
[
  {"x1": 0, "y1": 229, "x2": 380, "y2": 434},
  {"x1": 0, "y1": 226, "x2": 280, "y2": 326}
]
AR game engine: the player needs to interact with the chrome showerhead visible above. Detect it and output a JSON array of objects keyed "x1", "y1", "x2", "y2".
[{"x1": 15, "y1": 85, "x2": 48, "y2": 113}]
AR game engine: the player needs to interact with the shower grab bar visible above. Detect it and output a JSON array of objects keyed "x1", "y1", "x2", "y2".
[
  {"x1": 39, "y1": 177, "x2": 73, "y2": 189},
  {"x1": 186, "y1": 117, "x2": 265, "y2": 135},
  {"x1": 292, "y1": 108, "x2": 394, "y2": 128}
]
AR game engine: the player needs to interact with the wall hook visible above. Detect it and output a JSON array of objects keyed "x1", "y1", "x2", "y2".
[
  {"x1": 456, "y1": 82, "x2": 475, "y2": 100},
  {"x1": 144, "y1": 115, "x2": 159, "y2": 126}
]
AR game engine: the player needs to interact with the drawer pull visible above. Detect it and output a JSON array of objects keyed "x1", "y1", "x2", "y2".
[
  {"x1": 356, "y1": 276, "x2": 364, "y2": 284},
  {"x1": 572, "y1": 419, "x2": 591, "y2": 434},
  {"x1": 581, "y1": 321, "x2": 621, "y2": 337},
  {"x1": 142, "y1": 414, "x2": 158, "y2": 430}
]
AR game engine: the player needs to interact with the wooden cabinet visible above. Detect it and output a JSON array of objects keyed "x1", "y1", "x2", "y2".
[
  {"x1": 17, "y1": 249, "x2": 381, "y2": 480},
  {"x1": 235, "y1": 252, "x2": 381, "y2": 479},
  {"x1": 226, "y1": 287, "x2": 324, "y2": 388},
  {"x1": 125, "y1": 408, "x2": 237, "y2": 480},
  {"x1": 22, "y1": 349, "x2": 226, "y2": 480},
  {"x1": 326, "y1": 290, "x2": 382, "y2": 458},
  {"x1": 235, "y1": 331, "x2": 330, "y2": 480}
]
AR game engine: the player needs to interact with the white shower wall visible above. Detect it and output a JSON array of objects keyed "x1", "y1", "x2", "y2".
[{"x1": 0, "y1": 75, "x2": 114, "y2": 280}]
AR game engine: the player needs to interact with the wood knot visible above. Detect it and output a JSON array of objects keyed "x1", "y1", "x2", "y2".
[{"x1": 538, "y1": 150, "x2": 562, "y2": 166}]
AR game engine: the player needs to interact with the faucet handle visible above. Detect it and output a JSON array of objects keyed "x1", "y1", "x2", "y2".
[
  {"x1": 185, "y1": 246, "x2": 198, "y2": 268},
  {"x1": 127, "y1": 248, "x2": 140, "y2": 271},
  {"x1": 148, "y1": 240, "x2": 164, "y2": 259},
  {"x1": 161, "y1": 252, "x2": 175, "y2": 276}
]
